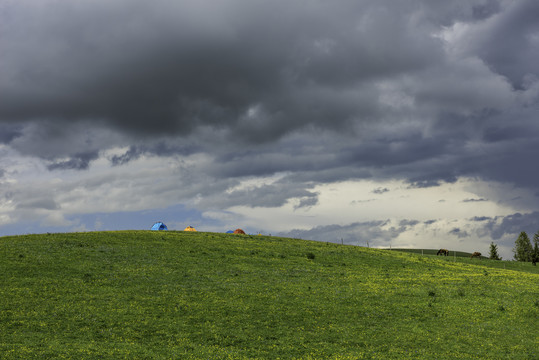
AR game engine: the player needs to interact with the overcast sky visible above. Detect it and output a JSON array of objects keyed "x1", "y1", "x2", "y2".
[{"x1": 1, "y1": 0, "x2": 539, "y2": 259}]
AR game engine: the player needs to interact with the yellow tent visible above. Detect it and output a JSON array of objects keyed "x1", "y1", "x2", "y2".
[{"x1": 184, "y1": 226, "x2": 197, "y2": 232}]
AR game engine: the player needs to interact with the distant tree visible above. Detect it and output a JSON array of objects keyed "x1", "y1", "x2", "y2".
[
  {"x1": 513, "y1": 231, "x2": 533, "y2": 262},
  {"x1": 488, "y1": 242, "x2": 501, "y2": 260},
  {"x1": 532, "y1": 231, "x2": 539, "y2": 266}
]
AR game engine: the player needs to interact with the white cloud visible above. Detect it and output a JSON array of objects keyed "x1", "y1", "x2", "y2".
[{"x1": 221, "y1": 177, "x2": 519, "y2": 232}]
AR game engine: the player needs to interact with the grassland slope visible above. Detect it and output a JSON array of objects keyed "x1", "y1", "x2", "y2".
[
  {"x1": 391, "y1": 248, "x2": 539, "y2": 274},
  {"x1": 1, "y1": 231, "x2": 538, "y2": 359}
]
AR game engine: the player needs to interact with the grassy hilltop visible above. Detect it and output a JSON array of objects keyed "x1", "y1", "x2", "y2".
[{"x1": 1, "y1": 231, "x2": 538, "y2": 359}]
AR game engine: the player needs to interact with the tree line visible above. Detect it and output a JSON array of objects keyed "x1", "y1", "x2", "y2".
[
  {"x1": 513, "y1": 231, "x2": 539, "y2": 264},
  {"x1": 489, "y1": 231, "x2": 539, "y2": 264}
]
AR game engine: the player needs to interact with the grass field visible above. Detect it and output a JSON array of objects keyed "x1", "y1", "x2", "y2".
[
  {"x1": 390, "y1": 248, "x2": 539, "y2": 274},
  {"x1": 1, "y1": 231, "x2": 538, "y2": 359}
]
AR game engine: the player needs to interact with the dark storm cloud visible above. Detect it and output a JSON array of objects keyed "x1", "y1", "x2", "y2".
[
  {"x1": 210, "y1": 146, "x2": 337, "y2": 179},
  {"x1": 110, "y1": 143, "x2": 200, "y2": 166},
  {"x1": 294, "y1": 196, "x2": 319, "y2": 210},
  {"x1": 0, "y1": 124, "x2": 22, "y2": 144},
  {"x1": 471, "y1": 216, "x2": 492, "y2": 222},
  {"x1": 462, "y1": 198, "x2": 487, "y2": 203},
  {"x1": 481, "y1": 212, "x2": 539, "y2": 240},
  {"x1": 0, "y1": 0, "x2": 482, "y2": 136},
  {"x1": 407, "y1": 177, "x2": 455, "y2": 189},
  {"x1": 448, "y1": 228, "x2": 469, "y2": 239},
  {"x1": 279, "y1": 219, "x2": 410, "y2": 246},
  {"x1": 471, "y1": 0, "x2": 501, "y2": 20},
  {"x1": 1, "y1": 0, "x2": 538, "y2": 197},
  {"x1": 196, "y1": 179, "x2": 319, "y2": 210},
  {"x1": 0, "y1": 0, "x2": 387, "y2": 137},
  {"x1": 482, "y1": 125, "x2": 534, "y2": 143},
  {"x1": 460, "y1": 1, "x2": 539, "y2": 89},
  {"x1": 110, "y1": 147, "x2": 143, "y2": 166},
  {"x1": 47, "y1": 151, "x2": 99, "y2": 171},
  {"x1": 399, "y1": 219, "x2": 420, "y2": 227}
]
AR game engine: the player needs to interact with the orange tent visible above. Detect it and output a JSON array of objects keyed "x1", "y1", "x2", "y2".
[
  {"x1": 184, "y1": 226, "x2": 197, "y2": 232},
  {"x1": 233, "y1": 228, "x2": 246, "y2": 234}
]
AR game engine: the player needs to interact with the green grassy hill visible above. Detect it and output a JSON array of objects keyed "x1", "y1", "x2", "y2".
[
  {"x1": 1, "y1": 231, "x2": 538, "y2": 359},
  {"x1": 391, "y1": 248, "x2": 482, "y2": 258},
  {"x1": 391, "y1": 248, "x2": 539, "y2": 273}
]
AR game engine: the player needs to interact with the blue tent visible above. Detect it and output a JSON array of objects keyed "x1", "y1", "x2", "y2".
[
  {"x1": 226, "y1": 230, "x2": 234, "y2": 234},
  {"x1": 151, "y1": 222, "x2": 168, "y2": 231}
]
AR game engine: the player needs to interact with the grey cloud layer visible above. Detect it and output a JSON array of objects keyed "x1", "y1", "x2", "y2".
[
  {"x1": 279, "y1": 213, "x2": 538, "y2": 258},
  {"x1": 1, "y1": 1, "x2": 521, "y2": 128},
  {"x1": 1, "y1": 0, "x2": 539, "y2": 196},
  {"x1": 279, "y1": 220, "x2": 410, "y2": 247}
]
